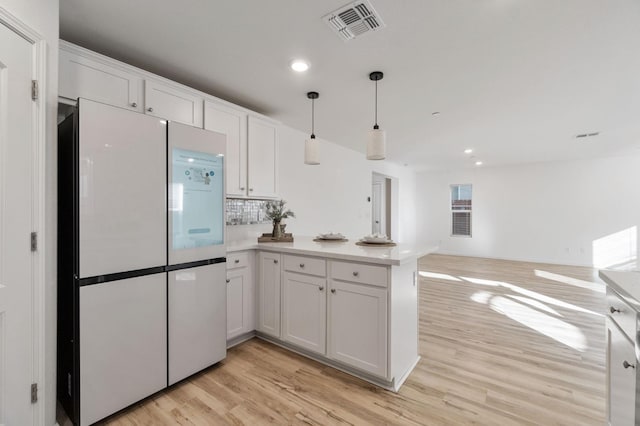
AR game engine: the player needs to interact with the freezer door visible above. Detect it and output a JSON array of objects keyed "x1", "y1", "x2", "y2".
[
  {"x1": 168, "y1": 122, "x2": 226, "y2": 265},
  {"x1": 168, "y1": 263, "x2": 226, "y2": 385},
  {"x1": 80, "y1": 274, "x2": 167, "y2": 426},
  {"x1": 78, "y1": 98, "x2": 167, "y2": 278}
]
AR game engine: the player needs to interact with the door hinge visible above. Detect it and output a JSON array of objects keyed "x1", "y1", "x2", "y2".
[
  {"x1": 30, "y1": 232, "x2": 37, "y2": 252},
  {"x1": 31, "y1": 383, "x2": 38, "y2": 403},
  {"x1": 31, "y1": 80, "x2": 38, "y2": 101}
]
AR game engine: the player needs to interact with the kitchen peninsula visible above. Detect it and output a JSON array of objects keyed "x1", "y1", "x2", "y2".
[{"x1": 226, "y1": 236, "x2": 433, "y2": 391}]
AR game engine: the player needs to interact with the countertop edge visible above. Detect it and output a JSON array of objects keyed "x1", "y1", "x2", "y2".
[
  {"x1": 599, "y1": 269, "x2": 640, "y2": 311},
  {"x1": 226, "y1": 238, "x2": 434, "y2": 266}
]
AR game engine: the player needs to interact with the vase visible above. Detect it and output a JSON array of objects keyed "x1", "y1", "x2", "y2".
[{"x1": 272, "y1": 220, "x2": 283, "y2": 239}]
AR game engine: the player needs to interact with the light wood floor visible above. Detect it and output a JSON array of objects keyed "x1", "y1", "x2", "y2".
[{"x1": 70, "y1": 254, "x2": 607, "y2": 425}]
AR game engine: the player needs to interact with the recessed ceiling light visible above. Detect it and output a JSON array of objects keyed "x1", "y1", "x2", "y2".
[
  {"x1": 464, "y1": 148, "x2": 473, "y2": 154},
  {"x1": 575, "y1": 131, "x2": 600, "y2": 139},
  {"x1": 475, "y1": 161, "x2": 483, "y2": 166},
  {"x1": 432, "y1": 112, "x2": 440, "y2": 117},
  {"x1": 290, "y1": 60, "x2": 310, "y2": 72}
]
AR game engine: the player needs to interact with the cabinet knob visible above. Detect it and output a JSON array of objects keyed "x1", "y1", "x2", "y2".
[
  {"x1": 147, "y1": 107, "x2": 154, "y2": 112},
  {"x1": 226, "y1": 279, "x2": 230, "y2": 284},
  {"x1": 331, "y1": 289, "x2": 336, "y2": 294},
  {"x1": 240, "y1": 187, "x2": 245, "y2": 191},
  {"x1": 273, "y1": 259, "x2": 278, "y2": 264},
  {"x1": 234, "y1": 259, "x2": 240, "y2": 264},
  {"x1": 352, "y1": 271, "x2": 359, "y2": 277},
  {"x1": 319, "y1": 286, "x2": 324, "y2": 291},
  {"x1": 623, "y1": 360, "x2": 635, "y2": 369},
  {"x1": 131, "y1": 102, "x2": 137, "y2": 108},
  {"x1": 299, "y1": 263, "x2": 305, "y2": 268},
  {"x1": 610, "y1": 306, "x2": 621, "y2": 314},
  {"x1": 249, "y1": 188, "x2": 254, "y2": 192}
]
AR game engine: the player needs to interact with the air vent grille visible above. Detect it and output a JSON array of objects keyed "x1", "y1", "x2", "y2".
[{"x1": 323, "y1": 0, "x2": 386, "y2": 41}]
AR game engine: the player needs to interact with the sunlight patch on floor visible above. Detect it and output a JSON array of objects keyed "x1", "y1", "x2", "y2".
[
  {"x1": 534, "y1": 269, "x2": 604, "y2": 293},
  {"x1": 489, "y1": 296, "x2": 588, "y2": 352}
]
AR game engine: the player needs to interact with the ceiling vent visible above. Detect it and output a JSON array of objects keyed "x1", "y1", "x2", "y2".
[{"x1": 323, "y1": 1, "x2": 386, "y2": 41}]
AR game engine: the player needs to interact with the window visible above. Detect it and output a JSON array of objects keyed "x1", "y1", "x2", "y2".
[{"x1": 450, "y1": 184, "x2": 472, "y2": 237}]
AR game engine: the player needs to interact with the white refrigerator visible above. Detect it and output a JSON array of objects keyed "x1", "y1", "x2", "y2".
[{"x1": 58, "y1": 99, "x2": 226, "y2": 426}]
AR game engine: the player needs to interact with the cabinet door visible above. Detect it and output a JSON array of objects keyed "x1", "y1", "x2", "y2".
[
  {"x1": 247, "y1": 116, "x2": 278, "y2": 198},
  {"x1": 144, "y1": 80, "x2": 204, "y2": 127},
  {"x1": 328, "y1": 280, "x2": 388, "y2": 378},
  {"x1": 59, "y1": 49, "x2": 143, "y2": 111},
  {"x1": 168, "y1": 263, "x2": 227, "y2": 386},
  {"x1": 227, "y1": 268, "x2": 247, "y2": 339},
  {"x1": 204, "y1": 101, "x2": 247, "y2": 197},
  {"x1": 607, "y1": 319, "x2": 636, "y2": 426},
  {"x1": 258, "y1": 252, "x2": 281, "y2": 337},
  {"x1": 282, "y1": 272, "x2": 327, "y2": 355},
  {"x1": 80, "y1": 274, "x2": 167, "y2": 426}
]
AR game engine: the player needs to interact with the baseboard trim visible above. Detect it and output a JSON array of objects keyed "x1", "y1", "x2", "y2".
[
  {"x1": 226, "y1": 331, "x2": 256, "y2": 349},
  {"x1": 427, "y1": 250, "x2": 594, "y2": 269}
]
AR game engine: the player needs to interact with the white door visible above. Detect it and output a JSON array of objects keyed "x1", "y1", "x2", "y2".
[
  {"x1": 168, "y1": 263, "x2": 227, "y2": 385},
  {"x1": 78, "y1": 99, "x2": 167, "y2": 278},
  {"x1": 328, "y1": 280, "x2": 388, "y2": 378},
  {"x1": 226, "y1": 269, "x2": 246, "y2": 339},
  {"x1": 144, "y1": 80, "x2": 204, "y2": 127},
  {"x1": 0, "y1": 22, "x2": 36, "y2": 426},
  {"x1": 247, "y1": 116, "x2": 278, "y2": 198},
  {"x1": 204, "y1": 101, "x2": 247, "y2": 197},
  {"x1": 282, "y1": 272, "x2": 327, "y2": 354},
  {"x1": 80, "y1": 275, "x2": 167, "y2": 426},
  {"x1": 372, "y1": 181, "x2": 383, "y2": 234},
  {"x1": 607, "y1": 319, "x2": 636, "y2": 426},
  {"x1": 257, "y1": 252, "x2": 281, "y2": 337}
]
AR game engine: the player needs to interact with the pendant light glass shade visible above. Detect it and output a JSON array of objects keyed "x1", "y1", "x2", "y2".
[
  {"x1": 367, "y1": 127, "x2": 386, "y2": 160},
  {"x1": 304, "y1": 136, "x2": 320, "y2": 165},
  {"x1": 304, "y1": 91, "x2": 320, "y2": 165},
  {"x1": 367, "y1": 71, "x2": 385, "y2": 160}
]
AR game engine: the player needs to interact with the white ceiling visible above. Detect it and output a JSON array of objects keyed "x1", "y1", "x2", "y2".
[{"x1": 60, "y1": 0, "x2": 640, "y2": 170}]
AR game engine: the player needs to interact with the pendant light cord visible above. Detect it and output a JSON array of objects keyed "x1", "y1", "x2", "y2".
[
  {"x1": 311, "y1": 98, "x2": 315, "y2": 138},
  {"x1": 374, "y1": 80, "x2": 378, "y2": 127}
]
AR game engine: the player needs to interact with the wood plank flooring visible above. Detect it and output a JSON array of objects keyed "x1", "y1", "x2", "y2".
[{"x1": 64, "y1": 254, "x2": 607, "y2": 425}]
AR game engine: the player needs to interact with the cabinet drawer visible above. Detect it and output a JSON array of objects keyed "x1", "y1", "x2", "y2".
[
  {"x1": 607, "y1": 287, "x2": 637, "y2": 341},
  {"x1": 227, "y1": 252, "x2": 249, "y2": 270},
  {"x1": 283, "y1": 254, "x2": 326, "y2": 277},
  {"x1": 330, "y1": 261, "x2": 388, "y2": 288}
]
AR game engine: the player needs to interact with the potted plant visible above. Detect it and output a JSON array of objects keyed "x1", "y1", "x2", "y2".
[{"x1": 265, "y1": 199, "x2": 295, "y2": 239}]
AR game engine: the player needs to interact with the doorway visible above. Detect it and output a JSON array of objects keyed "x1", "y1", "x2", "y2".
[{"x1": 371, "y1": 172, "x2": 392, "y2": 238}]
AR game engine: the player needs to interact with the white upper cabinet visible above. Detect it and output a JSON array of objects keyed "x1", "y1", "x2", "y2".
[
  {"x1": 248, "y1": 116, "x2": 278, "y2": 198},
  {"x1": 144, "y1": 80, "x2": 203, "y2": 127},
  {"x1": 204, "y1": 101, "x2": 247, "y2": 197},
  {"x1": 59, "y1": 48, "x2": 143, "y2": 112}
]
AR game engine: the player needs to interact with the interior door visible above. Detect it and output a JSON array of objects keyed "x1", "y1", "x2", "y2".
[
  {"x1": 0, "y1": 21, "x2": 36, "y2": 426},
  {"x1": 372, "y1": 181, "x2": 384, "y2": 234}
]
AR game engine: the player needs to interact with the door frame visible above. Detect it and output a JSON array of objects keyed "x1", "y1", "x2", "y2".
[{"x1": 0, "y1": 6, "x2": 48, "y2": 425}]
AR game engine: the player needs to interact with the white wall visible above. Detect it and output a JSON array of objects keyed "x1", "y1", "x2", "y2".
[
  {"x1": 228, "y1": 125, "x2": 417, "y2": 244},
  {"x1": 0, "y1": 0, "x2": 58, "y2": 424},
  {"x1": 416, "y1": 155, "x2": 640, "y2": 267}
]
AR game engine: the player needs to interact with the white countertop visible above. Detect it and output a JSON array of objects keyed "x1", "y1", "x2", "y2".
[
  {"x1": 600, "y1": 269, "x2": 640, "y2": 310},
  {"x1": 226, "y1": 236, "x2": 435, "y2": 266}
]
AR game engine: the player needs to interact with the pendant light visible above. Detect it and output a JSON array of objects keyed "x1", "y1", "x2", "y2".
[
  {"x1": 304, "y1": 91, "x2": 320, "y2": 165},
  {"x1": 367, "y1": 71, "x2": 386, "y2": 160}
]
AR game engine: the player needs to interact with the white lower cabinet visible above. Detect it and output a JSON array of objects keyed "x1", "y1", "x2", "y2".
[
  {"x1": 607, "y1": 317, "x2": 637, "y2": 426},
  {"x1": 257, "y1": 251, "x2": 282, "y2": 338},
  {"x1": 328, "y1": 280, "x2": 388, "y2": 378},
  {"x1": 226, "y1": 251, "x2": 254, "y2": 341},
  {"x1": 282, "y1": 271, "x2": 327, "y2": 355}
]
